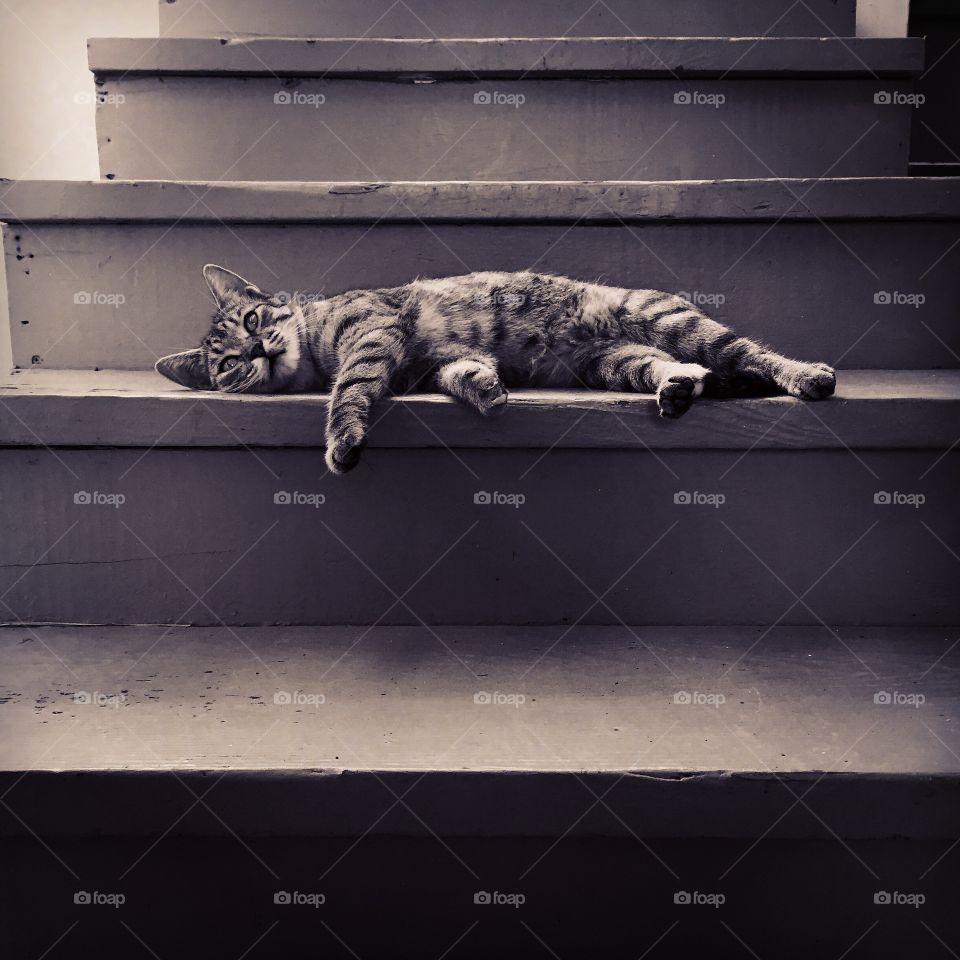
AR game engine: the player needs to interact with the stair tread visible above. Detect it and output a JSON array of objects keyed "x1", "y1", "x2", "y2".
[
  {"x1": 2, "y1": 624, "x2": 956, "y2": 776},
  {"x1": 88, "y1": 36, "x2": 923, "y2": 77},
  {"x1": 0, "y1": 369, "x2": 956, "y2": 449},
  {"x1": 4, "y1": 177, "x2": 959, "y2": 221}
]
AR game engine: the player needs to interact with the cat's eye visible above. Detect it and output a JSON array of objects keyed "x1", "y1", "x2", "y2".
[
  {"x1": 243, "y1": 310, "x2": 259, "y2": 334},
  {"x1": 218, "y1": 356, "x2": 240, "y2": 374}
]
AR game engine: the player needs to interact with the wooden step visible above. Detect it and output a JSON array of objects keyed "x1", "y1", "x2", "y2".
[
  {"x1": 159, "y1": 0, "x2": 858, "y2": 40},
  {"x1": 3, "y1": 178, "x2": 958, "y2": 372},
  {"x1": 4, "y1": 622, "x2": 956, "y2": 957},
  {"x1": 0, "y1": 369, "x2": 956, "y2": 626},
  {"x1": 0, "y1": 368, "x2": 957, "y2": 448},
  {"x1": 87, "y1": 37, "x2": 922, "y2": 181},
  {"x1": 2, "y1": 623, "x2": 957, "y2": 837}
]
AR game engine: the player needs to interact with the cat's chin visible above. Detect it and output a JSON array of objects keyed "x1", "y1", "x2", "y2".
[{"x1": 242, "y1": 354, "x2": 298, "y2": 393}]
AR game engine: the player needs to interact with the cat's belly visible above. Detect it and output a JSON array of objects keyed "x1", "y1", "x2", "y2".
[{"x1": 500, "y1": 346, "x2": 581, "y2": 389}]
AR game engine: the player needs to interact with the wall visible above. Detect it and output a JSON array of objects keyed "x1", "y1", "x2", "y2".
[{"x1": 0, "y1": 0, "x2": 157, "y2": 181}]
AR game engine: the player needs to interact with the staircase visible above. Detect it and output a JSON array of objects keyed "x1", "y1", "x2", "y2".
[{"x1": 1, "y1": 1, "x2": 958, "y2": 956}]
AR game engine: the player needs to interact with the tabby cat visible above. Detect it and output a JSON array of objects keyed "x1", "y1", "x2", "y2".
[{"x1": 157, "y1": 265, "x2": 836, "y2": 474}]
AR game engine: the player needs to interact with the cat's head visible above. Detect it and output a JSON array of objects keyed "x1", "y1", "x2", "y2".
[{"x1": 155, "y1": 264, "x2": 306, "y2": 392}]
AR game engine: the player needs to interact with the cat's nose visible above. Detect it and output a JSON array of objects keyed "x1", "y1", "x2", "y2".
[{"x1": 247, "y1": 339, "x2": 266, "y2": 360}]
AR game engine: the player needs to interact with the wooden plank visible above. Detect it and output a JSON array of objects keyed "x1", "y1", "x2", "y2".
[
  {"x1": 1, "y1": 625, "x2": 957, "y2": 838},
  {"x1": 4, "y1": 197, "x2": 960, "y2": 369},
  {"x1": 88, "y1": 37, "x2": 924, "y2": 78},
  {"x1": 90, "y1": 74, "x2": 915, "y2": 181},
  {"x1": 0, "y1": 444, "x2": 956, "y2": 625},
  {"x1": 4, "y1": 213, "x2": 959, "y2": 370},
  {"x1": 4, "y1": 177, "x2": 960, "y2": 222},
  {"x1": 1, "y1": 836, "x2": 955, "y2": 960},
  {"x1": 158, "y1": 0, "x2": 858, "y2": 40},
  {"x1": 0, "y1": 370, "x2": 957, "y2": 449}
]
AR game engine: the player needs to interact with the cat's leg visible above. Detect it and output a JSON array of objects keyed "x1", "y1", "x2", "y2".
[
  {"x1": 325, "y1": 333, "x2": 401, "y2": 474},
  {"x1": 576, "y1": 342, "x2": 710, "y2": 418},
  {"x1": 724, "y1": 347, "x2": 836, "y2": 401},
  {"x1": 697, "y1": 328, "x2": 835, "y2": 400},
  {"x1": 623, "y1": 292, "x2": 835, "y2": 400},
  {"x1": 433, "y1": 352, "x2": 508, "y2": 416}
]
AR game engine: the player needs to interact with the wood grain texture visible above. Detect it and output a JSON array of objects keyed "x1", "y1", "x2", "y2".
[{"x1": 0, "y1": 370, "x2": 957, "y2": 449}]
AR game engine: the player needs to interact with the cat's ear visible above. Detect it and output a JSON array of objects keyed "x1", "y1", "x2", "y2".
[
  {"x1": 155, "y1": 349, "x2": 213, "y2": 390},
  {"x1": 202, "y1": 263, "x2": 265, "y2": 307}
]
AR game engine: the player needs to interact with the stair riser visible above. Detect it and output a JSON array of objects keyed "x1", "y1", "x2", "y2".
[
  {"x1": 94, "y1": 77, "x2": 914, "y2": 181},
  {"x1": 1, "y1": 449, "x2": 955, "y2": 625},
  {"x1": 159, "y1": 0, "x2": 857, "y2": 39},
  {"x1": 4, "y1": 838, "x2": 952, "y2": 960},
  {"x1": 2, "y1": 774, "x2": 957, "y2": 838},
  {"x1": 5, "y1": 219, "x2": 957, "y2": 371}
]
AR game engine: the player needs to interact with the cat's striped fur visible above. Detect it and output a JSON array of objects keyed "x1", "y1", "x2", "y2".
[{"x1": 157, "y1": 265, "x2": 836, "y2": 474}]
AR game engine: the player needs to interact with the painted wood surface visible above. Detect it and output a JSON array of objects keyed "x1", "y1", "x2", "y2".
[
  {"x1": 92, "y1": 74, "x2": 915, "y2": 181},
  {"x1": 0, "y1": 443, "x2": 955, "y2": 625},
  {"x1": 0, "y1": 369, "x2": 957, "y2": 448},
  {"x1": 4, "y1": 211, "x2": 958, "y2": 369},
  {"x1": 157, "y1": 0, "x2": 858, "y2": 41},
  {"x1": 1, "y1": 624, "x2": 957, "y2": 837},
  {"x1": 89, "y1": 37, "x2": 922, "y2": 77}
]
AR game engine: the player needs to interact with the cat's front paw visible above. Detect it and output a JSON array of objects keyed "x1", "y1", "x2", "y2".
[
  {"x1": 325, "y1": 429, "x2": 366, "y2": 475},
  {"x1": 789, "y1": 363, "x2": 836, "y2": 401},
  {"x1": 464, "y1": 366, "x2": 508, "y2": 416}
]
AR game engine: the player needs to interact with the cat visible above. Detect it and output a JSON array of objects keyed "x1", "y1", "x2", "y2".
[{"x1": 156, "y1": 264, "x2": 836, "y2": 475}]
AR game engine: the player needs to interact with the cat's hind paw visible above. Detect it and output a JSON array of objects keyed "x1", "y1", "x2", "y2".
[{"x1": 657, "y1": 374, "x2": 703, "y2": 419}]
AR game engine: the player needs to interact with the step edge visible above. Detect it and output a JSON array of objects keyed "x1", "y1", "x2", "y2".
[
  {"x1": 86, "y1": 36, "x2": 925, "y2": 78},
  {"x1": 4, "y1": 178, "x2": 960, "y2": 222}
]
